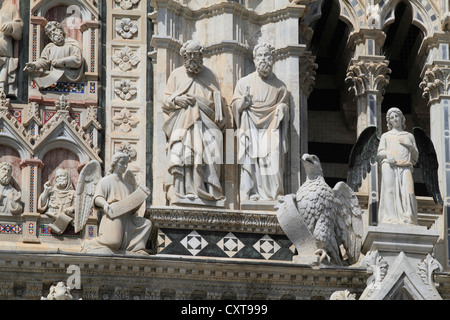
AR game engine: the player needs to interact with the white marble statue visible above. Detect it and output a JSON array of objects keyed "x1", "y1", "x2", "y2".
[
  {"x1": 24, "y1": 21, "x2": 84, "y2": 88},
  {"x1": 0, "y1": 161, "x2": 22, "y2": 215},
  {"x1": 81, "y1": 152, "x2": 151, "y2": 255},
  {"x1": 42, "y1": 281, "x2": 74, "y2": 300},
  {"x1": 231, "y1": 42, "x2": 290, "y2": 202},
  {"x1": 377, "y1": 107, "x2": 419, "y2": 225},
  {"x1": 38, "y1": 168, "x2": 76, "y2": 235},
  {"x1": 0, "y1": 0, "x2": 22, "y2": 97},
  {"x1": 347, "y1": 107, "x2": 442, "y2": 225},
  {"x1": 275, "y1": 154, "x2": 363, "y2": 266},
  {"x1": 162, "y1": 40, "x2": 226, "y2": 205}
]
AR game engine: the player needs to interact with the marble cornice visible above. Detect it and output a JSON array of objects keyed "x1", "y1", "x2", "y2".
[
  {"x1": 151, "y1": 0, "x2": 306, "y2": 25},
  {"x1": 0, "y1": 251, "x2": 368, "y2": 290},
  {"x1": 148, "y1": 206, "x2": 284, "y2": 234}
]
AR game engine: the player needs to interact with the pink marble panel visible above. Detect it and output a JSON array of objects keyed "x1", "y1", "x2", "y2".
[
  {"x1": 44, "y1": 5, "x2": 83, "y2": 50},
  {"x1": 41, "y1": 148, "x2": 80, "y2": 191}
]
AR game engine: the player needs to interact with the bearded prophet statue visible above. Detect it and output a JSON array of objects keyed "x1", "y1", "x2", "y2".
[
  {"x1": 231, "y1": 42, "x2": 290, "y2": 202},
  {"x1": 162, "y1": 40, "x2": 226, "y2": 205}
]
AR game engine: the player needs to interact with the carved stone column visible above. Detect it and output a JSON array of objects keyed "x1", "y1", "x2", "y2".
[
  {"x1": 420, "y1": 55, "x2": 450, "y2": 267},
  {"x1": 19, "y1": 158, "x2": 44, "y2": 243},
  {"x1": 345, "y1": 29, "x2": 391, "y2": 226},
  {"x1": 106, "y1": 0, "x2": 148, "y2": 215}
]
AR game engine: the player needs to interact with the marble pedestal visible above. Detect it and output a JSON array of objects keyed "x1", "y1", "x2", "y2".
[{"x1": 360, "y1": 224, "x2": 442, "y2": 300}]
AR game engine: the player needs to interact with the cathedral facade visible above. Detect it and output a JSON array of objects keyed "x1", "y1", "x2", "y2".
[{"x1": 0, "y1": 0, "x2": 450, "y2": 300}]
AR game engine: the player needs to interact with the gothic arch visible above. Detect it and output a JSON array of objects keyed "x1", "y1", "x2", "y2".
[{"x1": 380, "y1": 0, "x2": 439, "y2": 37}]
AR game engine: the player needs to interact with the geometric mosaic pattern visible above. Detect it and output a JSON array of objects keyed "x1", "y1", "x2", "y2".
[
  {"x1": 180, "y1": 230, "x2": 208, "y2": 256},
  {"x1": 253, "y1": 235, "x2": 281, "y2": 260},
  {"x1": 38, "y1": 225, "x2": 81, "y2": 238},
  {"x1": 0, "y1": 224, "x2": 22, "y2": 234},
  {"x1": 157, "y1": 228, "x2": 294, "y2": 261},
  {"x1": 217, "y1": 232, "x2": 244, "y2": 258}
]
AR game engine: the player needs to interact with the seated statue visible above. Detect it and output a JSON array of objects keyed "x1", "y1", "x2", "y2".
[
  {"x1": 0, "y1": 161, "x2": 22, "y2": 214},
  {"x1": 23, "y1": 21, "x2": 84, "y2": 88},
  {"x1": 38, "y1": 168, "x2": 76, "y2": 235},
  {"x1": 81, "y1": 152, "x2": 151, "y2": 255}
]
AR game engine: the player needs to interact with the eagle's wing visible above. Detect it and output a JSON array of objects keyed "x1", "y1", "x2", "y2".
[
  {"x1": 74, "y1": 160, "x2": 102, "y2": 233},
  {"x1": 332, "y1": 181, "x2": 363, "y2": 265},
  {"x1": 413, "y1": 127, "x2": 443, "y2": 205},
  {"x1": 347, "y1": 126, "x2": 380, "y2": 192}
]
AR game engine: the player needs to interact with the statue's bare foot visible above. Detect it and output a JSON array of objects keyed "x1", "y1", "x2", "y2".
[
  {"x1": 249, "y1": 194, "x2": 260, "y2": 201},
  {"x1": 185, "y1": 193, "x2": 197, "y2": 200}
]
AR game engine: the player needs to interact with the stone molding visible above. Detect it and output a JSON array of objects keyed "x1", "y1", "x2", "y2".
[
  {"x1": 0, "y1": 251, "x2": 368, "y2": 300},
  {"x1": 148, "y1": 206, "x2": 284, "y2": 234}
]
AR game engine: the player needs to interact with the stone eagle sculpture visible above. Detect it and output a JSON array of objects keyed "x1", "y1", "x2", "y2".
[
  {"x1": 276, "y1": 153, "x2": 363, "y2": 266},
  {"x1": 346, "y1": 126, "x2": 443, "y2": 205}
]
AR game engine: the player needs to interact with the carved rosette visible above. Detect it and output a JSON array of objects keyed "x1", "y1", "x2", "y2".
[
  {"x1": 419, "y1": 63, "x2": 450, "y2": 103},
  {"x1": 345, "y1": 58, "x2": 391, "y2": 97}
]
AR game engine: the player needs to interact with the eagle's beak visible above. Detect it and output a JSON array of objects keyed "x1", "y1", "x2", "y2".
[{"x1": 302, "y1": 153, "x2": 313, "y2": 164}]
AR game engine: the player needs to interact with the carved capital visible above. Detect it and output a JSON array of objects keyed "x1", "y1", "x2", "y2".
[
  {"x1": 345, "y1": 57, "x2": 391, "y2": 97},
  {"x1": 19, "y1": 158, "x2": 44, "y2": 169},
  {"x1": 420, "y1": 63, "x2": 450, "y2": 103},
  {"x1": 30, "y1": 16, "x2": 47, "y2": 27},
  {"x1": 299, "y1": 52, "x2": 318, "y2": 97}
]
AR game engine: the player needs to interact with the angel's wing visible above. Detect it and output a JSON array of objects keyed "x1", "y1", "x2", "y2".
[
  {"x1": 413, "y1": 127, "x2": 443, "y2": 205},
  {"x1": 74, "y1": 160, "x2": 102, "y2": 233},
  {"x1": 347, "y1": 126, "x2": 380, "y2": 192},
  {"x1": 332, "y1": 181, "x2": 363, "y2": 265}
]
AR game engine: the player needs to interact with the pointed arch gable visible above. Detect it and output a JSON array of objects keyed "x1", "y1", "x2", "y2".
[{"x1": 33, "y1": 116, "x2": 102, "y2": 164}]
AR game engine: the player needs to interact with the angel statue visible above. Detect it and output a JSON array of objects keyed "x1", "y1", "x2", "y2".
[
  {"x1": 347, "y1": 107, "x2": 442, "y2": 225},
  {"x1": 275, "y1": 154, "x2": 363, "y2": 266},
  {"x1": 78, "y1": 152, "x2": 152, "y2": 255}
]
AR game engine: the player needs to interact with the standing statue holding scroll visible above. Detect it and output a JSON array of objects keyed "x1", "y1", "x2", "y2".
[
  {"x1": 231, "y1": 42, "x2": 290, "y2": 202},
  {"x1": 81, "y1": 152, "x2": 151, "y2": 255}
]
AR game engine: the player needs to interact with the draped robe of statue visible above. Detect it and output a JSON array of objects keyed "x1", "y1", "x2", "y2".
[
  {"x1": 0, "y1": 1, "x2": 22, "y2": 96},
  {"x1": 37, "y1": 173, "x2": 76, "y2": 233},
  {"x1": 81, "y1": 174, "x2": 151, "y2": 255},
  {"x1": 162, "y1": 65, "x2": 226, "y2": 202},
  {"x1": 377, "y1": 130, "x2": 419, "y2": 225},
  {"x1": 0, "y1": 182, "x2": 21, "y2": 214},
  {"x1": 31, "y1": 37, "x2": 83, "y2": 88},
  {"x1": 231, "y1": 71, "x2": 290, "y2": 201}
]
